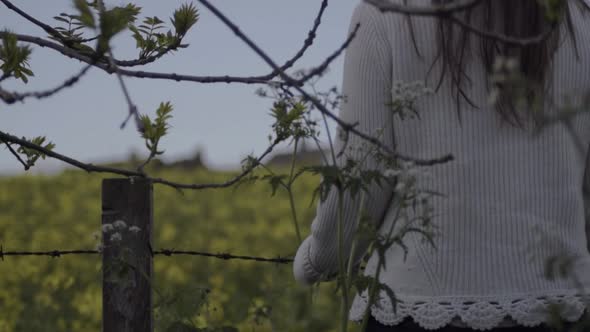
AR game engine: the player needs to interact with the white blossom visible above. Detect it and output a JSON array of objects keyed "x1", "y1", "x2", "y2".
[
  {"x1": 110, "y1": 233, "x2": 122, "y2": 242},
  {"x1": 394, "y1": 182, "x2": 407, "y2": 193},
  {"x1": 102, "y1": 223, "x2": 114, "y2": 233},
  {"x1": 113, "y1": 220, "x2": 127, "y2": 229},
  {"x1": 129, "y1": 226, "x2": 141, "y2": 233},
  {"x1": 383, "y1": 168, "x2": 401, "y2": 178}
]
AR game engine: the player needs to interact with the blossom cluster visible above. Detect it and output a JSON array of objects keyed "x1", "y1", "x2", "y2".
[{"x1": 92, "y1": 219, "x2": 141, "y2": 252}]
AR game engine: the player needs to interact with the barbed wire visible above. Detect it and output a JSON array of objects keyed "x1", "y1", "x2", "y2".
[
  {"x1": 153, "y1": 249, "x2": 293, "y2": 264},
  {"x1": 0, "y1": 245, "x2": 293, "y2": 264}
]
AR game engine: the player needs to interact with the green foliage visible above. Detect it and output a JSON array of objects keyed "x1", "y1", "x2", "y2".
[
  {"x1": 140, "y1": 102, "x2": 173, "y2": 155},
  {"x1": 270, "y1": 100, "x2": 311, "y2": 142},
  {"x1": 0, "y1": 167, "x2": 339, "y2": 331},
  {"x1": 15, "y1": 136, "x2": 55, "y2": 169},
  {"x1": 303, "y1": 156, "x2": 392, "y2": 207},
  {"x1": 0, "y1": 31, "x2": 33, "y2": 83},
  {"x1": 73, "y1": 0, "x2": 96, "y2": 29},
  {"x1": 387, "y1": 81, "x2": 434, "y2": 121},
  {"x1": 129, "y1": 16, "x2": 177, "y2": 59},
  {"x1": 97, "y1": 3, "x2": 141, "y2": 53},
  {"x1": 127, "y1": 3, "x2": 198, "y2": 59},
  {"x1": 172, "y1": 3, "x2": 200, "y2": 37},
  {"x1": 52, "y1": 13, "x2": 88, "y2": 42}
]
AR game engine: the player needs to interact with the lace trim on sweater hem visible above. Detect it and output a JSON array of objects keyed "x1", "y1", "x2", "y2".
[{"x1": 349, "y1": 292, "x2": 590, "y2": 331}]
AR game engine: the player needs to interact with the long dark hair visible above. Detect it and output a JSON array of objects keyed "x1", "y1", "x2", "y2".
[{"x1": 411, "y1": 0, "x2": 589, "y2": 128}]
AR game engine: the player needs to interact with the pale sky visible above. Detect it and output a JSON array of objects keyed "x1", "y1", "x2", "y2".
[{"x1": 1, "y1": 0, "x2": 359, "y2": 174}]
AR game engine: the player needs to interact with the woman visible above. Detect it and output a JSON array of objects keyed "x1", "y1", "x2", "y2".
[{"x1": 293, "y1": 0, "x2": 590, "y2": 331}]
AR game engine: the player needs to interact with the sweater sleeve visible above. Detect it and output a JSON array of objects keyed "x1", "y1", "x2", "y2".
[{"x1": 293, "y1": 2, "x2": 395, "y2": 286}]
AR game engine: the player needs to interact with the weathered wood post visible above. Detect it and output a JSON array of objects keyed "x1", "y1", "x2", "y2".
[{"x1": 102, "y1": 178, "x2": 153, "y2": 332}]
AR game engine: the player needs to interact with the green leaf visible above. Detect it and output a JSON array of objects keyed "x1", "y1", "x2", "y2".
[
  {"x1": 262, "y1": 174, "x2": 287, "y2": 196},
  {"x1": 140, "y1": 102, "x2": 173, "y2": 155},
  {"x1": 14, "y1": 136, "x2": 56, "y2": 169},
  {"x1": 0, "y1": 31, "x2": 34, "y2": 83},
  {"x1": 171, "y1": 3, "x2": 199, "y2": 37},
  {"x1": 53, "y1": 16, "x2": 71, "y2": 24},
  {"x1": 73, "y1": 0, "x2": 96, "y2": 28},
  {"x1": 98, "y1": 4, "x2": 142, "y2": 52}
]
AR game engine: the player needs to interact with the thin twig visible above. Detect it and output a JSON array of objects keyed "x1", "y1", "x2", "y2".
[
  {"x1": 0, "y1": 139, "x2": 29, "y2": 170},
  {"x1": 4, "y1": 32, "x2": 279, "y2": 85},
  {"x1": 115, "y1": 44, "x2": 183, "y2": 67},
  {"x1": 0, "y1": 130, "x2": 144, "y2": 177},
  {"x1": 0, "y1": 129, "x2": 284, "y2": 191},
  {"x1": 108, "y1": 51, "x2": 142, "y2": 131},
  {"x1": 365, "y1": 0, "x2": 553, "y2": 46},
  {"x1": 94, "y1": 0, "x2": 142, "y2": 132},
  {"x1": 0, "y1": 64, "x2": 93, "y2": 104},
  {"x1": 150, "y1": 139, "x2": 281, "y2": 189},
  {"x1": 136, "y1": 149, "x2": 157, "y2": 174},
  {"x1": 1, "y1": 0, "x2": 334, "y2": 83},
  {"x1": 364, "y1": 0, "x2": 483, "y2": 16},
  {"x1": 266, "y1": 0, "x2": 329, "y2": 78},
  {"x1": 296, "y1": 23, "x2": 361, "y2": 85},
  {"x1": 0, "y1": 0, "x2": 65, "y2": 40},
  {"x1": 196, "y1": 0, "x2": 454, "y2": 167}
]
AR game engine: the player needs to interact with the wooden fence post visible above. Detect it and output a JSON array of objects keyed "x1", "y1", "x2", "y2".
[{"x1": 102, "y1": 178, "x2": 153, "y2": 332}]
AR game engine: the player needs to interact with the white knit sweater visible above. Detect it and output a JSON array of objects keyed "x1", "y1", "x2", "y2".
[{"x1": 293, "y1": 1, "x2": 590, "y2": 330}]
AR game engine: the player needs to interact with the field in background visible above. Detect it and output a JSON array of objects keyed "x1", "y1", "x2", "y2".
[{"x1": 0, "y1": 166, "x2": 342, "y2": 332}]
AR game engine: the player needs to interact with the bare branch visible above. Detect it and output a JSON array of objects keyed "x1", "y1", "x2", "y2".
[
  {"x1": 0, "y1": 139, "x2": 29, "y2": 170},
  {"x1": 4, "y1": 32, "x2": 280, "y2": 85},
  {"x1": 151, "y1": 138, "x2": 281, "y2": 190},
  {"x1": 365, "y1": 0, "x2": 554, "y2": 46},
  {"x1": 0, "y1": 0, "x2": 333, "y2": 84},
  {"x1": 196, "y1": 0, "x2": 454, "y2": 167},
  {"x1": 296, "y1": 23, "x2": 360, "y2": 85},
  {"x1": 0, "y1": 129, "x2": 285, "y2": 191},
  {"x1": 364, "y1": 0, "x2": 483, "y2": 16},
  {"x1": 105, "y1": 48, "x2": 142, "y2": 131},
  {"x1": 115, "y1": 44, "x2": 183, "y2": 67},
  {"x1": 0, "y1": 64, "x2": 92, "y2": 104},
  {"x1": 265, "y1": 0, "x2": 329, "y2": 78},
  {"x1": 0, "y1": 0, "x2": 65, "y2": 40},
  {"x1": 0, "y1": 130, "x2": 144, "y2": 177}
]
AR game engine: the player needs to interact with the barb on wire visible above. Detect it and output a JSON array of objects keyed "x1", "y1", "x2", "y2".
[
  {"x1": 0, "y1": 245, "x2": 293, "y2": 264},
  {"x1": 0, "y1": 64, "x2": 93, "y2": 104}
]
